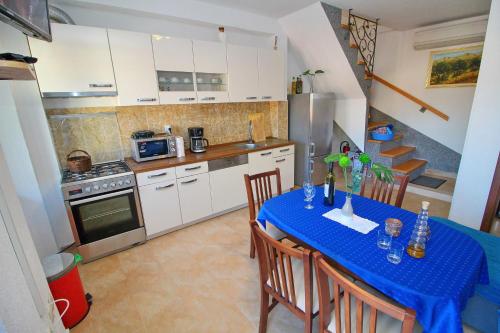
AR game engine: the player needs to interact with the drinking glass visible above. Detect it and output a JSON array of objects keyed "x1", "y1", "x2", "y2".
[
  {"x1": 303, "y1": 181, "x2": 313, "y2": 201},
  {"x1": 377, "y1": 229, "x2": 392, "y2": 250},
  {"x1": 304, "y1": 184, "x2": 316, "y2": 210},
  {"x1": 387, "y1": 241, "x2": 404, "y2": 264}
]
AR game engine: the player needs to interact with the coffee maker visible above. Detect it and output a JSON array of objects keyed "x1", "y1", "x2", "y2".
[{"x1": 188, "y1": 127, "x2": 209, "y2": 153}]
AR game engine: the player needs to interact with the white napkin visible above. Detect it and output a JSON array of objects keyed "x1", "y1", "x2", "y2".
[{"x1": 322, "y1": 208, "x2": 379, "y2": 234}]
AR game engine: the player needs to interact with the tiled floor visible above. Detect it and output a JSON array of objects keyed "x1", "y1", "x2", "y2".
[{"x1": 72, "y1": 193, "x2": 474, "y2": 333}]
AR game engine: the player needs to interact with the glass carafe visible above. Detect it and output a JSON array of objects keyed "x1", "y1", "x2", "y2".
[{"x1": 406, "y1": 201, "x2": 430, "y2": 259}]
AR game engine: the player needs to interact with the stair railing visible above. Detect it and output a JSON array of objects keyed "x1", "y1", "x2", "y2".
[{"x1": 348, "y1": 9, "x2": 379, "y2": 74}]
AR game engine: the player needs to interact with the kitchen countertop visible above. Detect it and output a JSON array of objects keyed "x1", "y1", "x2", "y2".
[{"x1": 125, "y1": 138, "x2": 294, "y2": 173}]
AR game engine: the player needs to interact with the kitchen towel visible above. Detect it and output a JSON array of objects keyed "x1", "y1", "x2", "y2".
[{"x1": 322, "y1": 208, "x2": 379, "y2": 234}]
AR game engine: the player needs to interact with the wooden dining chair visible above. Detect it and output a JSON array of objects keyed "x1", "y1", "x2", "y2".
[
  {"x1": 360, "y1": 173, "x2": 410, "y2": 208},
  {"x1": 250, "y1": 220, "x2": 316, "y2": 333},
  {"x1": 313, "y1": 252, "x2": 418, "y2": 333},
  {"x1": 244, "y1": 168, "x2": 284, "y2": 258}
]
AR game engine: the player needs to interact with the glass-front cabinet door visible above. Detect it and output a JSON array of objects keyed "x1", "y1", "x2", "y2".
[
  {"x1": 195, "y1": 72, "x2": 228, "y2": 103},
  {"x1": 157, "y1": 71, "x2": 198, "y2": 104}
]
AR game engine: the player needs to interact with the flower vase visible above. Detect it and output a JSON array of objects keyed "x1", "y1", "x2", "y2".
[{"x1": 341, "y1": 194, "x2": 354, "y2": 220}]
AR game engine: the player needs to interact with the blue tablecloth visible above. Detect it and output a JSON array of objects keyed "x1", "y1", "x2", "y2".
[{"x1": 257, "y1": 188, "x2": 489, "y2": 333}]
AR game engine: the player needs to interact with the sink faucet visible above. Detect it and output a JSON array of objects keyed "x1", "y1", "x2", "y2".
[{"x1": 248, "y1": 120, "x2": 254, "y2": 144}]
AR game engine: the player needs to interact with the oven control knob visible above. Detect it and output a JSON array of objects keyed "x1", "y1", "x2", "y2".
[
  {"x1": 85, "y1": 187, "x2": 91, "y2": 193},
  {"x1": 125, "y1": 179, "x2": 131, "y2": 185},
  {"x1": 110, "y1": 182, "x2": 116, "y2": 188},
  {"x1": 93, "y1": 185, "x2": 99, "y2": 191},
  {"x1": 102, "y1": 183, "x2": 108, "y2": 189},
  {"x1": 118, "y1": 180, "x2": 123, "y2": 186}
]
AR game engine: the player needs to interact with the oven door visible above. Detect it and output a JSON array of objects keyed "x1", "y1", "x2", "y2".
[{"x1": 69, "y1": 188, "x2": 143, "y2": 245}]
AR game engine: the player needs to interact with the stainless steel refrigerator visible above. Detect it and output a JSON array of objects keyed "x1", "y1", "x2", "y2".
[{"x1": 288, "y1": 93, "x2": 335, "y2": 186}]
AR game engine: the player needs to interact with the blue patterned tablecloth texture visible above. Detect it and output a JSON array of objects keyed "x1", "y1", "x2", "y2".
[{"x1": 257, "y1": 188, "x2": 489, "y2": 333}]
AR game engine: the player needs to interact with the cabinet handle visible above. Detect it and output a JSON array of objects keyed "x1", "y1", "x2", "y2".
[
  {"x1": 275, "y1": 158, "x2": 286, "y2": 163},
  {"x1": 246, "y1": 96, "x2": 257, "y2": 100},
  {"x1": 178, "y1": 97, "x2": 196, "y2": 102},
  {"x1": 137, "y1": 97, "x2": 157, "y2": 102},
  {"x1": 155, "y1": 183, "x2": 174, "y2": 190},
  {"x1": 89, "y1": 83, "x2": 113, "y2": 88},
  {"x1": 280, "y1": 148, "x2": 290, "y2": 153},
  {"x1": 261, "y1": 96, "x2": 272, "y2": 100},
  {"x1": 201, "y1": 97, "x2": 215, "y2": 101},
  {"x1": 147, "y1": 172, "x2": 167, "y2": 179},
  {"x1": 185, "y1": 165, "x2": 202, "y2": 171},
  {"x1": 260, "y1": 152, "x2": 272, "y2": 156},
  {"x1": 181, "y1": 178, "x2": 198, "y2": 185}
]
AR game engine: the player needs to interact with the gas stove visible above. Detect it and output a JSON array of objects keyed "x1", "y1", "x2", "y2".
[{"x1": 61, "y1": 161, "x2": 136, "y2": 200}]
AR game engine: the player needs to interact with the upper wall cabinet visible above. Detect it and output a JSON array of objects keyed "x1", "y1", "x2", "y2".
[
  {"x1": 227, "y1": 44, "x2": 259, "y2": 103},
  {"x1": 29, "y1": 23, "x2": 116, "y2": 98},
  {"x1": 258, "y1": 49, "x2": 285, "y2": 101},
  {"x1": 193, "y1": 40, "x2": 228, "y2": 103},
  {"x1": 152, "y1": 36, "x2": 197, "y2": 104},
  {"x1": 108, "y1": 29, "x2": 159, "y2": 106}
]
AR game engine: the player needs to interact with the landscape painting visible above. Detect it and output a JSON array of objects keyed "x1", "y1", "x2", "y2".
[{"x1": 426, "y1": 45, "x2": 483, "y2": 88}]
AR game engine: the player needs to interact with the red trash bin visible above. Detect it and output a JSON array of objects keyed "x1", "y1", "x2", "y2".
[{"x1": 42, "y1": 253, "x2": 91, "y2": 329}]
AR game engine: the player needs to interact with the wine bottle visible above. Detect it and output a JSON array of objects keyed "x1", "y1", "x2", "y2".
[
  {"x1": 291, "y1": 77, "x2": 297, "y2": 95},
  {"x1": 323, "y1": 162, "x2": 335, "y2": 206},
  {"x1": 296, "y1": 76, "x2": 303, "y2": 94}
]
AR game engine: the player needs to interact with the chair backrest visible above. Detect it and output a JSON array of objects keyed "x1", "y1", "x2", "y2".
[
  {"x1": 360, "y1": 173, "x2": 409, "y2": 208},
  {"x1": 250, "y1": 220, "x2": 312, "y2": 315},
  {"x1": 244, "y1": 168, "x2": 282, "y2": 220},
  {"x1": 313, "y1": 252, "x2": 416, "y2": 333}
]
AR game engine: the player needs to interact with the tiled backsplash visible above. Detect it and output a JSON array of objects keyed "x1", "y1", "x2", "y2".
[{"x1": 47, "y1": 101, "x2": 288, "y2": 168}]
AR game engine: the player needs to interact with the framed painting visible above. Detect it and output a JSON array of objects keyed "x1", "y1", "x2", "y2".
[{"x1": 426, "y1": 45, "x2": 483, "y2": 88}]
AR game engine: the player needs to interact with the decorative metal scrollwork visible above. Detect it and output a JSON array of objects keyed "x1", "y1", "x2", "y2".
[{"x1": 348, "y1": 10, "x2": 379, "y2": 74}]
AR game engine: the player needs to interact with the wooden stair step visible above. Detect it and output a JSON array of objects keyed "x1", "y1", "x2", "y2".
[
  {"x1": 392, "y1": 159, "x2": 427, "y2": 174},
  {"x1": 341, "y1": 23, "x2": 350, "y2": 30},
  {"x1": 367, "y1": 133, "x2": 403, "y2": 144},
  {"x1": 379, "y1": 146, "x2": 415, "y2": 158},
  {"x1": 367, "y1": 121, "x2": 388, "y2": 131}
]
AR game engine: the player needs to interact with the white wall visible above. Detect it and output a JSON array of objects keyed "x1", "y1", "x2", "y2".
[
  {"x1": 370, "y1": 18, "x2": 486, "y2": 153},
  {"x1": 449, "y1": 0, "x2": 500, "y2": 229},
  {"x1": 280, "y1": 2, "x2": 367, "y2": 150}
]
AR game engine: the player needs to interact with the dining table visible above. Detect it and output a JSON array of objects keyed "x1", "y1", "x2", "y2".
[{"x1": 257, "y1": 187, "x2": 489, "y2": 333}]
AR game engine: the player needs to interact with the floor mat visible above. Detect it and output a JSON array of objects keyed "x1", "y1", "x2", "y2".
[{"x1": 411, "y1": 175, "x2": 446, "y2": 189}]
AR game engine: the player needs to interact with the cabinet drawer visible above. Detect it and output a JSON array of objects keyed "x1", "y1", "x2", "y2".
[
  {"x1": 136, "y1": 167, "x2": 176, "y2": 187},
  {"x1": 175, "y1": 162, "x2": 208, "y2": 178},
  {"x1": 248, "y1": 149, "x2": 274, "y2": 175},
  {"x1": 273, "y1": 145, "x2": 294, "y2": 157},
  {"x1": 177, "y1": 173, "x2": 212, "y2": 223},
  {"x1": 139, "y1": 180, "x2": 182, "y2": 238}
]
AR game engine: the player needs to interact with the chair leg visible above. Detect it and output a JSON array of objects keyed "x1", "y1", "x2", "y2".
[
  {"x1": 250, "y1": 232, "x2": 256, "y2": 259},
  {"x1": 259, "y1": 290, "x2": 270, "y2": 333},
  {"x1": 304, "y1": 312, "x2": 313, "y2": 333}
]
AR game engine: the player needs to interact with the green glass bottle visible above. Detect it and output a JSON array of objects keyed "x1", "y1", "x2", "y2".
[{"x1": 323, "y1": 163, "x2": 335, "y2": 206}]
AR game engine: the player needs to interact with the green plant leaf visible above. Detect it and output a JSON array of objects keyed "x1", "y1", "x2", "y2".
[
  {"x1": 302, "y1": 69, "x2": 312, "y2": 75},
  {"x1": 359, "y1": 152, "x2": 371, "y2": 165},
  {"x1": 324, "y1": 153, "x2": 344, "y2": 164},
  {"x1": 372, "y1": 163, "x2": 394, "y2": 184},
  {"x1": 339, "y1": 156, "x2": 352, "y2": 169},
  {"x1": 315, "y1": 69, "x2": 325, "y2": 74}
]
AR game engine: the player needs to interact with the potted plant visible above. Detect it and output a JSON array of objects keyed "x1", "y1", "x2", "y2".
[
  {"x1": 302, "y1": 69, "x2": 325, "y2": 93},
  {"x1": 324, "y1": 152, "x2": 393, "y2": 220}
]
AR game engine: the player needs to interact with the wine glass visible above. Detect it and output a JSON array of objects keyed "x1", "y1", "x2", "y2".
[
  {"x1": 303, "y1": 181, "x2": 313, "y2": 201},
  {"x1": 304, "y1": 184, "x2": 316, "y2": 209}
]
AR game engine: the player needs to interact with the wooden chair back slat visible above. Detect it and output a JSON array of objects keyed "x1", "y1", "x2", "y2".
[
  {"x1": 313, "y1": 252, "x2": 416, "y2": 333},
  {"x1": 285, "y1": 254, "x2": 297, "y2": 306},
  {"x1": 244, "y1": 168, "x2": 282, "y2": 220},
  {"x1": 277, "y1": 252, "x2": 290, "y2": 302},
  {"x1": 360, "y1": 173, "x2": 410, "y2": 208}
]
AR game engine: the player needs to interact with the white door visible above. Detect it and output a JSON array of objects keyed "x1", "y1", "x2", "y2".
[
  {"x1": 258, "y1": 48, "x2": 285, "y2": 101},
  {"x1": 193, "y1": 40, "x2": 227, "y2": 73},
  {"x1": 29, "y1": 23, "x2": 116, "y2": 96},
  {"x1": 139, "y1": 180, "x2": 183, "y2": 238},
  {"x1": 248, "y1": 150, "x2": 274, "y2": 175},
  {"x1": 177, "y1": 173, "x2": 213, "y2": 223},
  {"x1": 274, "y1": 154, "x2": 295, "y2": 192},
  {"x1": 152, "y1": 36, "x2": 194, "y2": 72},
  {"x1": 108, "y1": 29, "x2": 159, "y2": 106},
  {"x1": 209, "y1": 164, "x2": 249, "y2": 213},
  {"x1": 227, "y1": 44, "x2": 259, "y2": 102}
]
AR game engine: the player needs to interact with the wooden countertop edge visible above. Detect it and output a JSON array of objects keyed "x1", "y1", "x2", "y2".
[{"x1": 125, "y1": 139, "x2": 294, "y2": 173}]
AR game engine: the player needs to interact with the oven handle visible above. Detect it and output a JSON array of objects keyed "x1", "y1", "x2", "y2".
[{"x1": 69, "y1": 189, "x2": 134, "y2": 206}]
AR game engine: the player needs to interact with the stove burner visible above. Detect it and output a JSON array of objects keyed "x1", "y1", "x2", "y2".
[{"x1": 62, "y1": 161, "x2": 131, "y2": 185}]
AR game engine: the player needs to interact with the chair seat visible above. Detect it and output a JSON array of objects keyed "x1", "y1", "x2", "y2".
[
  {"x1": 327, "y1": 282, "x2": 423, "y2": 333},
  {"x1": 258, "y1": 220, "x2": 287, "y2": 240}
]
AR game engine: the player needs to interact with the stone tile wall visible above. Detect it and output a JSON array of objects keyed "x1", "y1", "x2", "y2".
[{"x1": 47, "y1": 101, "x2": 288, "y2": 167}]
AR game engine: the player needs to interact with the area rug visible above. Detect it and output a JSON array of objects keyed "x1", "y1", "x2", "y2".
[{"x1": 411, "y1": 175, "x2": 446, "y2": 189}]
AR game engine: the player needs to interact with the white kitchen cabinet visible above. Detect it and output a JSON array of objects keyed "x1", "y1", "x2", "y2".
[
  {"x1": 29, "y1": 23, "x2": 116, "y2": 97},
  {"x1": 152, "y1": 36, "x2": 195, "y2": 72},
  {"x1": 193, "y1": 40, "x2": 227, "y2": 73},
  {"x1": 258, "y1": 48, "x2": 285, "y2": 101},
  {"x1": 136, "y1": 167, "x2": 176, "y2": 187},
  {"x1": 248, "y1": 149, "x2": 274, "y2": 175},
  {"x1": 175, "y1": 161, "x2": 208, "y2": 178},
  {"x1": 227, "y1": 44, "x2": 259, "y2": 102},
  {"x1": 209, "y1": 164, "x2": 249, "y2": 213},
  {"x1": 274, "y1": 154, "x2": 295, "y2": 192},
  {"x1": 139, "y1": 180, "x2": 183, "y2": 238},
  {"x1": 177, "y1": 173, "x2": 213, "y2": 223},
  {"x1": 108, "y1": 29, "x2": 159, "y2": 106}
]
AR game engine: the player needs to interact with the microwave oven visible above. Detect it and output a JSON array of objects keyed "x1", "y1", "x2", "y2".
[{"x1": 131, "y1": 135, "x2": 177, "y2": 162}]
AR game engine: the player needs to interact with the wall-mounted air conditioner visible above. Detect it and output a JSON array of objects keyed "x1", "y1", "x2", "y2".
[{"x1": 413, "y1": 15, "x2": 488, "y2": 50}]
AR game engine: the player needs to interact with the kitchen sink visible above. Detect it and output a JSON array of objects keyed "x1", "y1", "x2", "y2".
[{"x1": 234, "y1": 142, "x2": 265, "y2": 149}]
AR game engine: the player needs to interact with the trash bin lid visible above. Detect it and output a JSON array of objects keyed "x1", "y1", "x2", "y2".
[{"x1": 42, "y1": 253, "x2": 76, "y2": 282}]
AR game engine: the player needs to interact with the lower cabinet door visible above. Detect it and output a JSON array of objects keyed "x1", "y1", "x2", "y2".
[
  {"x1": 177, "y1": 173, "x2": 213, "y2": 223},
  {"x1": 139, "y1": 180, "x2": 182, "y2": 238},
  {"x1": 209, "y1": 164, "x2": 249, "y2": 213},
  {"x1": 274, "y1": 154, "x2": 295, "y2": 193}
]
